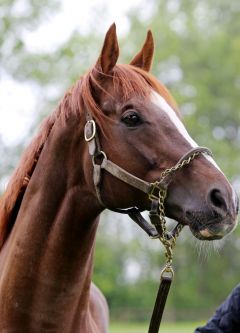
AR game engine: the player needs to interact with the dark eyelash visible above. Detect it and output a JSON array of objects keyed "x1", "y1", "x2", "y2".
[{"x1": 122, "y1": 104, "x2": 134, "y2": 112}]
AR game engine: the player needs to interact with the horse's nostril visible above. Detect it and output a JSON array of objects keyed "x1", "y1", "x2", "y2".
[
  {"x1": 186, "y1": 211, "x2": 193, "y2": 219},
  {"x1": 236, "y1": 197, "x2": 239, "y2": 214},
  {"x1": 209, "y1": 189, "x2": 227, "y2": 212},
  {"x1": 235, "y1": 191, "x2": 239, "y2": 215}
]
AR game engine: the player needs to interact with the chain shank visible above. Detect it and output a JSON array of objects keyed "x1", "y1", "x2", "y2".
[{"x1": 148, "y1": 148, "x2": 211, "y2": 333}]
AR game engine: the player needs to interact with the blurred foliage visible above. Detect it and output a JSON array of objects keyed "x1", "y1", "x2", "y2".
[{"x1": 0, "y1": 0, "x2": 240, "y2": 323}]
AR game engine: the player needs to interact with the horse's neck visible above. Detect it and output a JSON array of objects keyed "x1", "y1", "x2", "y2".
[{"x1": 0, "y1": 116, "x2": 102, "y2": 331}]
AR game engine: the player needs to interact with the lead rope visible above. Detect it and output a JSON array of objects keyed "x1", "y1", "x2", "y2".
[{"x1": 148, "y1": 150, "x2": 207, "y2": 333}]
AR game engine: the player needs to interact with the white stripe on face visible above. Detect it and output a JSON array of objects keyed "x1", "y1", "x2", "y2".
[{"x1": 151, "y1": 90, "x2": 222, "y2": 172}]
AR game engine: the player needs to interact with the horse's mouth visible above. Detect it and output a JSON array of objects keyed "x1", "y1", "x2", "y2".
[
  {"x1": 190, "y1": 225, "x2": 228, "y2": 240},
  {"x1": 172, "y1": 211, "x2": 237, "y2": 241},
  {"x1": 188, "y1": 217, "x2": 237, "y2": 241}
]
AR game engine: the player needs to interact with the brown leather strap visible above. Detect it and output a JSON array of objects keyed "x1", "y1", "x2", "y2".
[
  {"x1": 148, "y1": 274, "x2": 173, "y2": 333},
  {"x1": 128, "y1": 208, "x2": 159, "y2": 238},
  {"x1": 101, "y1": 158, "x2": 151, "y2": 194}
]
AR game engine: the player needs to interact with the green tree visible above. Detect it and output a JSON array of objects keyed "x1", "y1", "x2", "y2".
[{"x1": 0, "y1": 0, "x2": 102, "y2": 188}]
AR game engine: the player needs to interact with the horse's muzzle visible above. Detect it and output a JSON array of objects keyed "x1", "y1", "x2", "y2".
[{"x1": 184, "y1": 185, "x2": 239, "y2": 241}]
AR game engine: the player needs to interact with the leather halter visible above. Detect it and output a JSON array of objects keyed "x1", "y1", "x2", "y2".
[
  {"x1": 84, "y1": 111, "x2": 213, "y2": 333},
  {"x1": 84, "y1": 113, "x2": 213, "y2": 239}
]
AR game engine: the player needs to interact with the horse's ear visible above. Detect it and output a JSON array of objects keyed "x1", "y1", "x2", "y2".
[
  {"x1": 130, "y1": 30, "x2": 154, "y2": 72},
  {"x1": 97, "y1": 23, "x2": 119, "y2": 74}
]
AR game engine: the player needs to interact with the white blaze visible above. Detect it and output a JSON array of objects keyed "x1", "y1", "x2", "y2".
[{"x1": 151, "y1": 90, "x2": 222, "y2": 172}]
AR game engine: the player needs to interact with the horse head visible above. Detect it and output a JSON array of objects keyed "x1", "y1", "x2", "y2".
[{"x1": 81, "y1": 24, "x2": 238, "y2": 241}]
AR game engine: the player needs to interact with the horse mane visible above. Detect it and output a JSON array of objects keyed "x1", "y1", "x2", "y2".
[
  {"x1": 77, "y1": 64, "x2": 178, "y2": 123},
  {"x1": 0, "y1": 64, "x2": 178, "y2": 249}
]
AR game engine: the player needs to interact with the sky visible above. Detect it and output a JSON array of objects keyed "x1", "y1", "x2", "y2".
[{"x1": 0, "y1": 0, "x2": 147, "y2": 145}]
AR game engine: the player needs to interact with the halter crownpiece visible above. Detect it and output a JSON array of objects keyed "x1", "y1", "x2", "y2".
[{"x1": 84, "y1": 114, "x2": 213, "y2": 333}]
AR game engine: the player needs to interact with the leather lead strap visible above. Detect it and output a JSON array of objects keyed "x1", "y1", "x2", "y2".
[{"x1": 148, "y1": 275, "x2": 172, "y2": 333}]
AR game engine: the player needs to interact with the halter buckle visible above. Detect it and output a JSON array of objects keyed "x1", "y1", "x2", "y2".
[
  {"x1": 84, "y1": 120, "x2": 96, "y2": 142},
  {"x1": 92, "y1": 150, "x2": 107, "y2": 166},
  {"x1": 148, "y1": 182, "x2": 165, "y2": 201}
]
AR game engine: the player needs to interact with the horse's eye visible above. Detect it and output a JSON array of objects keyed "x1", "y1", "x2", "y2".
[{"x1": 121, "y1": 111, "x2": 142, "y2": 127}]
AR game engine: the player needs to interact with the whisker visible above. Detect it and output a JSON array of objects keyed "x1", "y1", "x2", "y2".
[{"x1": 193, "y1": 237, "x2": 222, "y2": 263}]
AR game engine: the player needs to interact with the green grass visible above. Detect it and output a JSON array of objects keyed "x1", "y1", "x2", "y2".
[{"x1": 110, "y1": 322, "x2": 201, "y2": 333}]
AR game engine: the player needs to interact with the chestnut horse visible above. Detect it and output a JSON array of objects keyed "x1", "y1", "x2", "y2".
[{"x1": 0, "y1": 24, "x2": 238, "y2": 332}]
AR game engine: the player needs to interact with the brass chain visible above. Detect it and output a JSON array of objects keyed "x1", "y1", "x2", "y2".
[
  {"x1": 160, "y1": 151, "x2": 202, "y2": 185},
  {"x1": 156, "y1": 150, "x2": 203, "y2": 267},
  {"x1": 157, "y1": 186, "x2": 177, "y2": 268}
]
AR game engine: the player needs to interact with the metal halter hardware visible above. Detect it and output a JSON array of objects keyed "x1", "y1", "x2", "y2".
[{"x1": 84, "y1": 115, "x2": 213, "y2": 333}]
